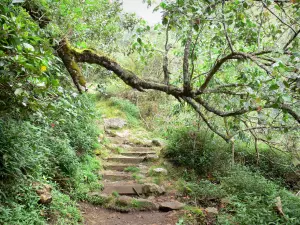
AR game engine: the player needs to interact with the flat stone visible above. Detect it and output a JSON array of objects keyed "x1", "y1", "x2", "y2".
[
  {"x1": 105, "y1": 129, "x2": 117, "y2": 137},
  {"x1": 107, "y1": 137, "x2": 127, "y2": 145},
  {"x1": 107, "y1": 157, "x2": 145, "y2": 164},
  {"x1": 115, "y1": 130, "x2": 131, "y2": 138},
  {"x1": 159, "y1": 201, "x2": 185, "y2": 212},
  {"x1": 144, "y1": 155, "x2": 159, "y2": 162},
  {"x1": 101, "y1": 171, "x2": 133, "y2": 181},
  {"x1": 152, "y1": 168, "x2": 168, "y2": 175},
  {"x1": 102, "y1": 184, "x2": 144, "y2": 195},
  {"x1": 121, "y1": 152, "x2": 156, "y2": 157},
  {"x1": 104, "y1": 118, "x2": 127, "y2": 129},
  {"x1": 205, "y1": 207, "x2": 219, "y2": 216},
  {"x1": 127, "y1": 147, "x2": 154, "y2": 152},
  {"x1": 116, "y1": 197, "x2": 158, "y2": 210},
  {"x1": 103, "y1": 164, "x2": 136, "y2": 171}
]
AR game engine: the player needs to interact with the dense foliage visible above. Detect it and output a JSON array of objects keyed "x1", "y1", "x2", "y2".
[
  {"x1": 0, "y1": 1, "x2": 102, "y2": 224},
  {"x1": 0, "y1": 0, "x2": 299, "y2": 224}
]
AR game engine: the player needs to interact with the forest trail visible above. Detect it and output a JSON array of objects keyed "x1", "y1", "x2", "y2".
[{"x1": 79, "y1": 115, "x2": 184, "y2": 225}]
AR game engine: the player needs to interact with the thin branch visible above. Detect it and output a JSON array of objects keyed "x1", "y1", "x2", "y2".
[
  {"x1": 185, "y1": 97, "x2": 229, "y2": 142},
  {"x1": 283, "y1": 29, "x2": 300, "y2": 50},
  {"x1": 262, "y1": 1, "x2": 296, "y2": 33},
  {"x1": 191, "y1": 26, "x2": 204, "y2": 80},
  {"x1": 232, "y1": 125, "x2": 300, "y2": 137},
  {"x1": 199, "y1": 52, "x2": 235, "y2": 92},
  {"x1": 222, "y1": 0, "x2": 234, "y2": 52},
  {"x1": 183, "y1": 27, "x2": 193, "y2": 93},
  {"x1": 194, "y1": 97, "x2": 300, "y2": 124},
  {"x1": 257, "y1": 6, "x2": 264, "y2": 50},
  {"x1": 163, "y1": 20, "x2": 171, "y2": 85}
]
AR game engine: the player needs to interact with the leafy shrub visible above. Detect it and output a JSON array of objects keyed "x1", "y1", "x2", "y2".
[
  {"x1": 49, "y1": 94, "x2": 99, "y2": 154},
  {"x1": 164, "y1": 127, "x2": 231, "y2": 175},
  {"x1": 179, "y1": 180, "x2": 227, "y2": 207},
  {"x1": 69, "y1": 154, "x2": 102, "y2": 200}
]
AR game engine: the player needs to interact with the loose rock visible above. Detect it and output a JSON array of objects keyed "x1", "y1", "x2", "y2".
[
  {"x1": 33, "y1": 183, "x2": 52, "y2": 205},
  {"x1": 142, "y1": 183, "x2": 165, "y2": 196},
  {"x1": 152, "y1": 168, "x2": 168, "y2": 175},
  {"x1": 159, "y1": 201, "x2": 185, "y2": 212},
  {"x1": 104, "y1": 118, "x2": 127, "y2": 129},
  {"x1": 117, "y1": 196, "x2": 133, "y2": 206},
  {"x1": 205, "y1": 207, "x2": 219, "y2": 216}
]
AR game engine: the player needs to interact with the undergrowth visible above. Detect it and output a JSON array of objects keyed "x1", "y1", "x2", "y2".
[
  {"x1": 164, "y1": 126, "x2": 300, "y2": 225},
  {"x1": 0, "y1": 94, "x2": 101, "y2": 224}
]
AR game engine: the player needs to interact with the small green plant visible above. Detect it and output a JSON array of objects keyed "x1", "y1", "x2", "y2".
[
  {"x1": 124, "y1": 166, "x2": 140, "y2": 173},
  {"x1": 115, "y1": 146, "x2": 124, "y2": 154},
  {"x1": 112, "y1": 191, "x2": 120, "y2": 197},
  {"x1": 152, "y1": 176, "x2": 163, "y2": 185},
  {"x1": 132, "y1": 173, "x2": 143, "y2": 183}
]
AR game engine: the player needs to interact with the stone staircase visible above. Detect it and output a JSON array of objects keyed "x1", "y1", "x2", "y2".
[
  {"x1": 101, "y1": 134, "x2": 161, "y2": 196},
  {"x1": 90, "y1": 117, "x2": 185, "y2": 214}
]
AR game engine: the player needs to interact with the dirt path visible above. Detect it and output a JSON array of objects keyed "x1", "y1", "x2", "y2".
[
  {"x1": 79, "y1": 118, "x2": 184, "y2": 225},
  {"x1": 80, "y1": 203, "x2": 179, "y2": 225}
]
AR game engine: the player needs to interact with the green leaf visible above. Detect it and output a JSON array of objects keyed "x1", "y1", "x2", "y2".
[
  {"x1": 269, "y1": 83, "x2": 279, "y2": 90},
  {"x1": 160, "y1": 2, "x2": 167, "y2": 9}
]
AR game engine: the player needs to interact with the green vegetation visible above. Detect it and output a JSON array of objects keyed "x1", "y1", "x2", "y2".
[
  {"x1": 124, "y1": 166, "x2": 141, "y2": 173},
  {"x1": 109, "y1": 97, "x2": 141, "y2": 127},
  {"x1": 0, "y1": 95, "x2": 101, "y2": 224},
  {"x1": 164, "y1": 126, "x2": 300, "y2": 224},
  {"x1": 1, "y1": 0, "x2": 300, "y2": 224}
]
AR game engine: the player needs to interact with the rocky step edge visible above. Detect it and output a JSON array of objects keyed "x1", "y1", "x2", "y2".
[
  {"x1": 106, "y1": 156, "x2": 158, "y2": 164},
  {"x1": 88, "y1": 192, "x2": 185, "y2": 213},
  {"x1": 101, "y1": 182, "x2": 165, "y2": 196}
]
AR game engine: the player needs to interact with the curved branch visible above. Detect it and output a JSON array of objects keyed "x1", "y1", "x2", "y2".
[
  {"x1": 62, "y1": 39, "x2": 184, "y2": 96},
  {"x1": 195, "y1": 97, "x2": 300, "y2": 124},
  {"x1": 184, "y1": 97, "x2": 229, "y2": 142}
]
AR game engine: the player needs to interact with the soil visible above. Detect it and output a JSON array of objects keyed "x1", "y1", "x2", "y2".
[{"x1": 79, "y1": 202, "x2": 180, "y2": 225}]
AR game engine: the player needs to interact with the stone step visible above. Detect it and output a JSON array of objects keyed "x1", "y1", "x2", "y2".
[
  {"x1": 107, "y1": 136, "x2": 128, "y2": 145},
  {"x1": 102, "y1": 182, "x2": 165, "y2": 196},
  {"x1": 120, "y1": 152, "x2": 156, "y2": 157},
  {"x1": 101, "y1": 171, "x2": 133, "y2": 181},
  {"x1": 126, "y1": 146, "x2": 156, "y2": 152},
  {"x1": 103, "y1": 164, "x2": 136, "y2": 171},
  {"x1": 107, "y1": 157, "x2": 145, "y2": 164},
  {"x1": 102, "y1": 183, "x2": 144, "y2": 195},
  {"x1": 107, "y1": 156, "x2": 159, "y2": 164}
]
